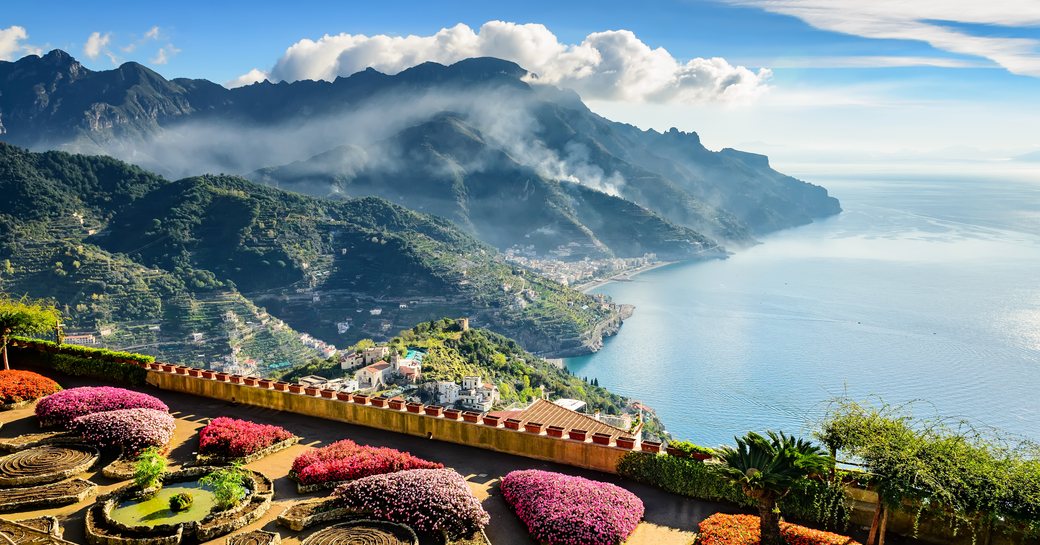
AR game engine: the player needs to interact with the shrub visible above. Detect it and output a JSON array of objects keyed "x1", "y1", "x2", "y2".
[
  {"x1": 0, "y1": 369, "x2": 61, "y2": 404},
  {"x1": 11, "y1": 336, "x2": 154, "y2": 363},
  {"x1": 500, "y1": 469, "x2": 643, "y2": 545},
  {"x1": 697, "y1": 514, "x2": 861, "y2": 545},
  {"x1": 200, "y1": 465, "x2": 249, "y2": 509},
  {"x1": 35, "y1": 386, "x2": 168, "y2": 428},
  {"x1": 332, "y1": 468, "x2": 489, "y2": 538},
  {"x1": 169, "y1": 492, "x2": 193, "y2": 511},
  {"x1": 51, "y1": 353, "x2": 148, "y2": 386},
  {"x1": 290, "y1": 439, "x2": 443, "y2": 486},
  {"x1": 72, "y1": 408, "x2": 175, "y2": 454},
  {"x1": 198, "y1": 417, "x2": 294, "y2": 458},
  {"x1": 667, "y1": 439, "x2": 716, "y2": 457},
  {"x1": 133, "y1": 447, "x2": 167, "y2": 489}
]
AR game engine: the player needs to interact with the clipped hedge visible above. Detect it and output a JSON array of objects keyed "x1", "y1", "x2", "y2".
[{"x1": 11, "y1": 336, "x2": 150, "y2": 385}]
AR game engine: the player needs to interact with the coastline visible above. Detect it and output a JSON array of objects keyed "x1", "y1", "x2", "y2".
[{"x1": 573, "y1": 260, "x2": 678, "y2": 294}]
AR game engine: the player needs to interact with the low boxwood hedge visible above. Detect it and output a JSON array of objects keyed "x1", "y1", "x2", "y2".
[{"x1": 11, "y1": 336, "x2": 150, "y2": 385}]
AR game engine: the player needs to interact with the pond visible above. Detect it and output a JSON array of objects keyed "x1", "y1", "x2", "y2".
[{"x1": 108, "y1": 481, "x2": 218, "y2": 526}]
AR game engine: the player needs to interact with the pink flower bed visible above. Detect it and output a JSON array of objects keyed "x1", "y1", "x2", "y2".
[
  {"x1": 290, "y1": 438, "x2": 443, "y2": 486},
  {"x1": 333, "y1": 468, "x2": 489, "y2": 538},
  {"x1": 35, "y1": 386, "x2": 168, "y2": 429},
  {"x1": 72, "y1": 408, "x2": 175, "y2": 454},
  {"x1": 198, "y1": 417, "x2": 294, "y2": 458},
  {"x1": 500, "y1": 469, "x2": 644, "y2": 545}
]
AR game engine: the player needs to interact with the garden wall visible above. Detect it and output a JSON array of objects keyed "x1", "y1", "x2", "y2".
[{"x1": 145, "y1": 370, "x2": 630, "y2": 474}]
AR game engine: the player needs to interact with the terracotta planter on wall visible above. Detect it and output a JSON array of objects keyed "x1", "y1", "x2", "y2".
[
  {"x1": 273, "y1": 381, "x2": 289, "y2": 391},
  {"x1": 245, "y1": 377, "x2": 260, "y2": 386},
  {"x1": 201, "y1": 370, "x2": 215, "y2": 379},
  {"x1": 388, "y1": 398, "x2": 405, "y2": 410},
  {"x1": 616, "y1": 437, "x2": 636, "y2": 450},
  {"x1": 641, "y1": 441, "x2": 662, "y2": 453},
  {"x1": 175, "y1": 366, "x2": 188, "y2": 375},
  {"x1": 406, "y1": 402, "x2": 423, "y2": 414},
  {"x1": 424, "y1": 405, "x2": 444, "y2": 417},
  {"x1": 188, "y1": 368, "x2": 202, "y2": 378},
  {"x1": 288, "y1": 384, "x2": 303, "y2": 394},
  {"x1": 150, "y1": 362, "x2": 164, "y2": 371},
  {"x1": 569, "y1": 429, "x2": 588, "y2": 442},
  {"x1": 524, "y1": 422, "x2": 544, "y2": 434},
  {"x1": 352, "y1": 394, "x2": 369, "y2": 405},
  {"x1": 304, "y1": 386, "x2": 319, "y2": 396},
  {"x1": 371, "y1": 396, "x2": 388, "y2": 408},
  {"x1": 336, "y1": 391, "x2": 353, "y2": 402},
  {"x1": 462, "y1": 411, "x2": 481, "y2": 423},
  {"x1": 320, "y1": 389, "x2": 336, "y2": 399},
  {"x1": 230, "y1": 375, "x2": 244, "y2": 385},
  {"x1": 257, "y1": 379, "x2": 273, "y2": 389},
  {"x1": 504, "y1": 418, "x2": 522, "y2": 431},
  {"x1": 666, "y1": 446, "x2": 687, "y2": 458},
  {"x1": 443, "y1": 408, "x2": 461, "y2": 420},
  {"x1": 592, "y1": 433, "x2": 612, "y2": 446},
  {"x1": 483, "y1": 415, "x2": 502, "y2": 427},
  {"x1": 546, "y1": 426, "x2": 565, "y2": 438},
  {"x1": 215, "y1": 372, "x2": 229, "y2": 382}
]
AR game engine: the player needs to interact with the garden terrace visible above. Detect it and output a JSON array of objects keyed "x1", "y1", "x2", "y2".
[{"x1": 0, "y1": 372, "x2": 737, "y2": 545}]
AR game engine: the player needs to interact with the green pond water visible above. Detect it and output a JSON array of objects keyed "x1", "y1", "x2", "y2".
[{"x1": 109, "y1": 482, "x2": 217, "y2": 526}]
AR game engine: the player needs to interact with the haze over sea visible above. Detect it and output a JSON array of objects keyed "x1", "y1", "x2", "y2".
[{"x1": 566, "y1": 169, "x2": 1040, "y2": 447}]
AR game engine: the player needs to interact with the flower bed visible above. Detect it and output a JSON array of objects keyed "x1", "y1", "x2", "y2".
[
  {"x1": 35, "y1": 387, "x2": 168, "y2": 428},
  {"x1": 72, "y1": 408, "x2": 175, "y2": 454},
  {"x1": 500, "y1": 469, "x2": 643, "y2": 545},
  {"x1": 697, "y1": 514, "x2": 861, "y2": 545},
  {"x1": 332, "y1": 468, "x2": 489, "y2": 538},
  {"x1": 0, "y1": 370, "x2": 61, "y2": 407},
  {"x1": 198, "y1": 417, "x2": 295, "y2": 459},
  {"x1": 290, "y1": 439, "x2": 442, "y2": 487}
]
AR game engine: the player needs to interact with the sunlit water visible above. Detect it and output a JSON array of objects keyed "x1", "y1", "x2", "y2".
[
  {"x1": 566, "y1": 173, "x2": 1040, "y2": 446},
  {"x1": 108, "y1": 482, "x2": 217, "y2": 526}
]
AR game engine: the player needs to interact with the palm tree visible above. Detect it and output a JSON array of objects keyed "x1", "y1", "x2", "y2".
[{"x1": 716, "y1": 431, "x2": 833, "y2": 545}]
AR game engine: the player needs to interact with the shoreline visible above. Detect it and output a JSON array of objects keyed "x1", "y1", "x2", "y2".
[{"x1": 573, "y1": 260, "x2": 679, "y2": 294}]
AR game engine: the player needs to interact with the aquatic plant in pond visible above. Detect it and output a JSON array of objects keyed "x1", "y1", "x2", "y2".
[
  {"x1": 133, "y1": 447, "x2": 167, "y2": 490},
  {"x1": 169, "y1": 492, "x2": 193, "y2": 512},
  {"x1": 199, "y1": 465, "x2": 248, "y2": 509},
  {"x1": 73, "y1": 408, "x2": 175, "y2": 454},
  {"x1": 198, "y1": 417, "x2": 294, "y2": 458},
  {"x1": 35, "y1": 386, "x2": 168, "y2": 428},
  {"x1": 500, "y1": 469, "x2": 643, "y2": 545},
  {"x1": 332, "y1": 468, "x2": 489, "y2": 538},
  {"x1": 290, "y1": 438, "x2": 442, "y2": 486},
  {"x1": 0, "y1": 369, "x2": 61, "y2": 405},
  {"x1": 108, "y1": 482, "x2": 217, "y2": 527}
]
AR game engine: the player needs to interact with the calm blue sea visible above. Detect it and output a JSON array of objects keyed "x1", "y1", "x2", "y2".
[{"x1": 565, "y1": 173, "x2": 1040, "y2": 446}]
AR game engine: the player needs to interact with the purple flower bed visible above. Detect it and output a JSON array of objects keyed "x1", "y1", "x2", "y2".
[
  {"x1": 35, "y1": 386, "x2": 168, "y2": 429},
  {"x1": 500, "y1": 469, "x2": 644, "y2": 545},
  {"x1": 332, "y1": 468, "x2": 489, "y2": 538},
  {"x1": 72, "y1": 408, "x2": 176, "y2": 454}
]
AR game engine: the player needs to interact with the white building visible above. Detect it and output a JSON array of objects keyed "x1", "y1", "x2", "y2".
[
  {"x1": 354, "y1": 362, "x2": 392, "y2": 390},
  {"x1": 554, "y1": 398, "x2": 588, "y2": 412},
  {"x1": 435, "y1": 381, "x2": 461, "y2": 405},
  {"x1": 362, "y1": 345, "x2": 390, "y2": 364},
  {"x1": 459, "y1": 375, "x2": 500, "y2": 411}
]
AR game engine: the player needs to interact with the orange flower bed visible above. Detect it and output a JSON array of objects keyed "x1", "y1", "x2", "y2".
[
  {"x1": 698, "y1": 514, "x2": 861, "y2": 545},
  {"x1": 0, "y1": 369, "x2": 61, "y2": 405}
]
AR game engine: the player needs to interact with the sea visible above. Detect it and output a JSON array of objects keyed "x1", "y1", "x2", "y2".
[{"x1": 565, "y1": 170, "x2": 1040, "y2": 447}]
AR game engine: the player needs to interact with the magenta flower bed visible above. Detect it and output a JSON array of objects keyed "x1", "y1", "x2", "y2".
[
  {"x1": 333, "y1": 468, "x2": 489, "y2": 538},
  {"x1": 198, "y1": 417, "x2": 294, "y2": 458},
  {"x1": 35, "y1": 386, "x2": 169, "y2": 429},
  {"x1": 290, "y1": 438, "x2": 443, "y2": 486},
  {"x1": 72, "y1": 408, "x2": 175, "y2": 454},
  {"x1": 500, "y1": 469, "x2": 644, "y2": 545}
]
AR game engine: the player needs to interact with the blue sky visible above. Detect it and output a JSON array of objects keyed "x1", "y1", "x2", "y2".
[{"x1": 3, "y1": 0, "x2": 1039, "y2": 170}]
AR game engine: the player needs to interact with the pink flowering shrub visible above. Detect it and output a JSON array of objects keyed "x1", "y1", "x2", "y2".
[
  {"x1": 198, "y1": 417, "x2": 294, "y2": 458},
  {"x1": 35, "y1": 386, "x2": 168, "y2": 428},
  {"x1": 290, "y1": 439, "x2": 442, "y2": 486},
  {"x1": 500, "y1": 469, "x2": 644, "y2": 545},
  {"x1": 332, "y1": 468, "x2": 489, "y2": 538},
  {"x1": 72, "y1": 408, "x2": 175, "y2": 454}
]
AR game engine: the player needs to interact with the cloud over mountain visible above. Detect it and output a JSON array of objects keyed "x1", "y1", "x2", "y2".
[
  {"x1": 231, "y1": 21, "x2": 770, "y2": 103},
  {"x1": 0, "y1": 25, "x2": 39, "y2": 61}
]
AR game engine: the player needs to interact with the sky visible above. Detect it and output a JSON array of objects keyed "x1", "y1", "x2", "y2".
[{"x1": 2, "y1": 0, "x2": 1039, "y2": 173}]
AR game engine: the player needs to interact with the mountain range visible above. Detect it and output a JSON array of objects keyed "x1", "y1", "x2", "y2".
[{"x1": 0, "y1": 50, "x2": 840, "y2": 261}]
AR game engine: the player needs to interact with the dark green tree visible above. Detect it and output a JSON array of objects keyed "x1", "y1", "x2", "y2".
[{"x1": 0, "y1": 294, "x2": 61, "y2": 370}]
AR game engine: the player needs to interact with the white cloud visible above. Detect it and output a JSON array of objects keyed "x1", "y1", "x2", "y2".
[
  {"x1": 150, "y1": 44, "x2": 180, "y2": 65},
  {"x1": 83, "y1": 31, "x2": 112, "y2": 60},
  {"x1": 764, "y1": 55, "x2": 993, "y2": 69},
  {"x1": 145, "y1": 26, "x2": 160, "y2": 40},
  {"x1": 247, "y1": 21, "x2": 769, "y2": 103},
  {"x1": 225, "y1": 68, "x2": 270, "y2": 88},
  {"x1": 123, "y1": 25, "x2": 162, "y2": 53},
  {"x1": 729, "y1": 0, "x2": 1040, "y2": 77},
  {"x1": 0, "y1": 25, "x2": 39, "y2": 60}
]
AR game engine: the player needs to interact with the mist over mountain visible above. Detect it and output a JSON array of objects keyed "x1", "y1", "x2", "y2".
[{"x1": 0, "y1": 50, "x2": 839, "y2": 259}]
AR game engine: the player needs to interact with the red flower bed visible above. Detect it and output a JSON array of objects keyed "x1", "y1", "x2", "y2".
[
  {"x1": 198, "y1": 417, "x2": 295, "y2": 458},
  {"x1": 698, "y1": 514, "x2": 861, "y2": 545},
  {"x1": 290, "y1": 438, "x2": 443, "y2": 486},
  {"x1": 0, "y1": 370, "x2": 61, "y2": 405}
]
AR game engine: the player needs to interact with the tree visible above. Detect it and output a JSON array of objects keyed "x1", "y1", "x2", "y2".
[
  {"x1": 716, "y1": 431, "x2": 833, "y2": 545},
  {"x1": 0, "y1": 295, "x2": 61, "y2": 370}
]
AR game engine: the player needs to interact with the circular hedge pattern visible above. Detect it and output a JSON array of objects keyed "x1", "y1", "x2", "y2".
[
  {"x1": 0, "y1": 445, "x2": 98, "y2": 486},
  {"x1": 302, "y1": 521, "x2": 418, "y2": 545}
]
